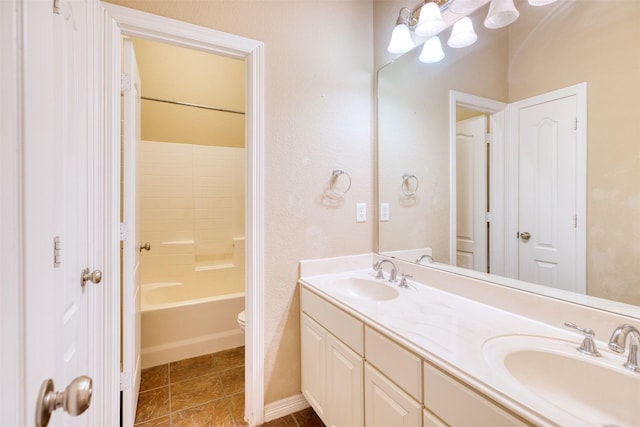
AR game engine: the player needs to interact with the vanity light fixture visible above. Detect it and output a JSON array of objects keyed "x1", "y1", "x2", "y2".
[
  {"x1": 447, "y1": 17, "x2": 477, "y2": 48},
  {"x1": 388, "y1": 0, "x2": 557, "y2": 64}
]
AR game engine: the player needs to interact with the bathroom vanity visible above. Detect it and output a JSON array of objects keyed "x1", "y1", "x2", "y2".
[{"x1": 299, "y1": 254, "x2": 640, "y2": 427}]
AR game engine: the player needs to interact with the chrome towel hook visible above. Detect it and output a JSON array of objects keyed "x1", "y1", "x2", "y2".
[
  {"x1": 401, "y1": 173, "x2": 419, "y2": 196},
  {"x1": 329, "y1": 169, "x2": 352, "y2": 197}
]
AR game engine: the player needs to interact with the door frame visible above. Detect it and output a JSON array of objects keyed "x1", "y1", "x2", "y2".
[
  {"x1": 449, "y1": 91, "x2": 507, "y2": 275},
  {"x1": 99, "y1": 3, "x2": 265, "y2": 425},
  {"x1": 505, "y1": 83, "x2": 587, "y2": 291}
]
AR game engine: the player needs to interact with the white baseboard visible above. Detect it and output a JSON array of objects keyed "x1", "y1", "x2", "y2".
[{"x1": 263, "y1": 394, "x2": 310, "y2": 422}]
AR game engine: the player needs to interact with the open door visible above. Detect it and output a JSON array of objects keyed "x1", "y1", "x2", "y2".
[
  {"x1": 455, "y1": 115, "x2": 488, "y2": 272},
  {"x1": 122, "y1": 37, "x2": 143, "y2": 426}
]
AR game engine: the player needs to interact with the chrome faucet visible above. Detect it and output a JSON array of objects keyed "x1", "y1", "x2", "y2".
[
  {"x1": 373, "y1": 259, "x2": 398, "y2": 283},
  {"x1": 608, "y1": 324, "x2": 640, "y2": 372},
  {"x1": 416, "y1": 254, "x2": 434, "y2": 264}
]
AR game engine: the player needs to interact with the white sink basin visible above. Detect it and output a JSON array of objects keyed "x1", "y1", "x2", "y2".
[
  {"x1": 323, "y1": 277, "x2": 399, "y2": 302},
  {"x1": 483, "y1": 335, "x2": 640, "y2": 426}
]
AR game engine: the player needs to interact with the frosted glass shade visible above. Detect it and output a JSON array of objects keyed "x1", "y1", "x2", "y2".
[
  {"x1": 419, "y1": 36, "x2": 445, "y2": 63},
  {"x1": 484, "y1": 0, "x2": 519, "y2": 29},
  {"x1": 447, "y1": 17, "x2": 477, "y2": 48},
  {"x1": 449, "y1": 0, "x2": 485, "y2": 14},
  {"x1": 415, "y1": 2, "x2": 447, "y2": 37},
  {"x1": 528, "y1": 0, "x2": 559, "y2": 5},
  {"x1": 387, "y1": 24, "x2": 415, "y2": 54}
]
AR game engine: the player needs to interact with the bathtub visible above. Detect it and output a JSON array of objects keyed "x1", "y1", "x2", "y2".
[{"x1": 141, "y1": 282, "x2": 245, "y2": 368}]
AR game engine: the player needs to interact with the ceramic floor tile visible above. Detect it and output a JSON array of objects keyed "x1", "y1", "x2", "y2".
[
  {"x1": 135, "y1": 387, "x2": 170, "y2": 424},
  {"x1": 260, "y1": 415, "x2": 298, "y2": 427},
  {"x1": 219, "y1": 365, "x2": 244, "y2": 395},
  {"x1": 293, "y1": 407, "x2": 325, "y2": 427},
  {"x1": 170, "y1": 353, "x2": 216, "y2": 383},
  {"x1": 213, "y1": 346, "x2": 245, "y2": 372},
  {"x1": 227, "y1": 392, "x2": 245, "y2": 424},
  {"x1": 170, "y1": 373, "x2": 225, "y2": 412},
  {"x1": 140, "y1": 364, "x2": 169, "y2": 392},
  {"x1": 134, "y1": 415, "x2": 170, "y2": 427},
  {"x1": 171, "y1": 399, "x2": 235, "y2": 427}
]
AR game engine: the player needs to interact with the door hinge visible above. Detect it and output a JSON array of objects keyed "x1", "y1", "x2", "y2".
[
  {"x1": 574, "y1": 117, "x2": 578, "y2": 130},
  {"x1": 121, "y1": 73, "x2": 131, "y2": 93},
  {"x1": 485, "y1": 212, "x2": 492, "y2": 223},
  {"x1": 573, "y1": 214, "x2": 577, "y2": 228},
  {"x1": 485, "y1": 133, "x2": 492, "y2": 144},
  {"x1": 120, "y1": 372, "x2": 130, "y2": 391},
  {"x1": 53, "y1": 0, "x2": 61, "y2": 14},
  {"x1": 120, "y1": 222, "x2": 128, "y2": 241}
]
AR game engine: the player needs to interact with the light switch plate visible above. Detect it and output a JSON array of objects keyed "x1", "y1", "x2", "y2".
[
  {"x1": 356, "y1": 203, "x2": 366, "y2": 222},
  {"x1": 380, "y1": 203, "x2": 389, "y2": 221}
]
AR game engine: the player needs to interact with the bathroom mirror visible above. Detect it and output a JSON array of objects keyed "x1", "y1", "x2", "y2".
[{"x1": 377, "y1": 0, "x2": 640, "y2": 316}]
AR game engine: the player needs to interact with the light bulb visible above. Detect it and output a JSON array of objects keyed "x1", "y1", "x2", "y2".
[
  {"x1": 415, "y1": 2, "x2": 446, "y2": 38},
  {"x1": 447, "y1": 17, "x2": 477, "y2": 48},
  {"x1": 419, "y1": 36, "x2": 445, "y2": 63}
]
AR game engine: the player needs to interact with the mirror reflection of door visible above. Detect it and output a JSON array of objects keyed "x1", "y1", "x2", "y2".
[
  {"x1": 516, "y1": 95, "x2": 579, "y2": 292},
  {"x1": 455, "y1": 113, "x2": 489, "y2": 273}
]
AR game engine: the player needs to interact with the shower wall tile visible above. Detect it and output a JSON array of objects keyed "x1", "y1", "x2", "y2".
[{"x1": 139, "y1": 141, "x2": 245, "y2": 286}]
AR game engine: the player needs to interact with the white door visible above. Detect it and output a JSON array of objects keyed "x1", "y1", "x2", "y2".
[
  {"x1": 122, "y1": 37, "x2": 143, "y2": 426},
  {"x1": 455, "y1": 115, "x2": 488, "y2": 272},
  {"x1": 518, "y1": 95, "x2": 578, "y2": 291},
  {"x1": 22, "y1": 1, "x2": 96, "y2": 426}
]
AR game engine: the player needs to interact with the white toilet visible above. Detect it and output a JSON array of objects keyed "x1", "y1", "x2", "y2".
[{"x1": 237, "y1": 310, "x2": 246, "y2": 332}]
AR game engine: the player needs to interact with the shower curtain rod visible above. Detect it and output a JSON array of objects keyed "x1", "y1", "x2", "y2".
[{"x1": 141, "y1": 96, "x2": 245, "y2": 115}]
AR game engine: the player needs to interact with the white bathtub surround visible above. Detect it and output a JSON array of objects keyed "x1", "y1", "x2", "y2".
[
  {"x1": 299, "y1": 254, "x2": 640, "y2": 426},
  {"x1": 139, "y1": 140, "x2": 245, "y2": 284}
]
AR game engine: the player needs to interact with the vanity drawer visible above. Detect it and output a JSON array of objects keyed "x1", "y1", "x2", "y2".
[
  {"x1": 423, "y1": 361, "x2": 532, "y2": 427},
  {"x1": 365, "y1": 326, "x2": 422, "y2": 401},
  {"x1": 301, "y1": 286, "x2": 363, "y2": 355}
]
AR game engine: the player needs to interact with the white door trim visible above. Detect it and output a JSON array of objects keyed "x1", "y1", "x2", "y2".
[
  {"x1": 449, "y1": 91, "x2": 507, "y2": 274},
  {"x1": 98, "y1": 3, "x2": 265, "y2": 425},
  {"x1": 505, "y1": 83, "x2": 587, "y2": 292},
  {"x1": 0, "y1": 0, "x2": 25, "y2": 425}
]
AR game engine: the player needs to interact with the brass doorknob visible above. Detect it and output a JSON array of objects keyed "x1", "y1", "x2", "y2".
[{"x1": 519, "y1": 231, "x2": 531, "y2": 241}]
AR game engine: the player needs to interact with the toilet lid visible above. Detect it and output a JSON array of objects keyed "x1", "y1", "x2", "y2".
[{"x1": 237, "y1": 310, "x2": 246, "y2": 325}]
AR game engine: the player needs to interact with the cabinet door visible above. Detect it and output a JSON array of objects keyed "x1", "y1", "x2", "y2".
[
  {"x1": 365, "y1": 363, "x2": 421, "y2": 427},
  {"x1": 326, "y1": 333, "x2": 364, "y2": 427},
  {"x1": 301, "y1": 314, "x2": 326, "y2": 419}
]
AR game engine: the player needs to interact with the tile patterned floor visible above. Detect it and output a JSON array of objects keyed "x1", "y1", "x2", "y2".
[{"x1": 135, "y1": 346, "x2": 325, "y2": 427}]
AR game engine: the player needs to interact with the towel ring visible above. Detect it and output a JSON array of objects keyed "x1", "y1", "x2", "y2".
[
  {"x1": 401, "y1": 173, "x2": 419, "y2": 196},
  {"x1": 330, "y1": 169, "x2": 351, "y2": 197}
]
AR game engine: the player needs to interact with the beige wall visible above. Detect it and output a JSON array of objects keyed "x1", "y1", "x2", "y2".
[
  {"x1": 131, "y1": 37, "x2": 246, "y2": 147},
  {"x1": 109, "y1": 0, "x2": 374, "y2": 404}
]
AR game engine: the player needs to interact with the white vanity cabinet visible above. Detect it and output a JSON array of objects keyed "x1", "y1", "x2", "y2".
[
  {"x1": 364, "y1": 326, "x2": 422, "y2": 427},
  {"x1": 300, "y1": 283, "x2": 533, "y2": 427},
  {"x1": 423, "y1": 361, "x2": 532, "y2": 427},
  {"x1": 300, "y1": 288, "x2": 364, "y2": 427}
]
